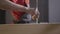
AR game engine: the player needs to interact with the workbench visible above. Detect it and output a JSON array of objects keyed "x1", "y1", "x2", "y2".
[{"x1": 0, "y1": 24, "x2": 60, "y2": 34}]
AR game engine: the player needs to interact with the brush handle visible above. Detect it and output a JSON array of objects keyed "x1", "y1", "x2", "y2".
[{"x1": 35, "y1": 0, "x2": 39, "y2": 23}]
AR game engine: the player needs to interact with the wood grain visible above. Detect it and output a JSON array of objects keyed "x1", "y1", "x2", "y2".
[{"x1": 0, "y1": 24, "x2": 60, "y2": 34}]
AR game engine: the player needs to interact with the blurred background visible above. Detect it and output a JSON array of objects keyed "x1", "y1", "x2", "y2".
[{"x1": 0, "y1": 0, "x2": 60, "y2": 24}]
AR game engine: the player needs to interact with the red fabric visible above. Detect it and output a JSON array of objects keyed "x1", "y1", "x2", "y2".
[{"x1": 10, "y1": 0, "x2": 25, "y2": 20}]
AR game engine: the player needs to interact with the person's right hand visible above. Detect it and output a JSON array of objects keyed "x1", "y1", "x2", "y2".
[{"x1": 26, "y1": 8, "x2": 35, "y2": 15}]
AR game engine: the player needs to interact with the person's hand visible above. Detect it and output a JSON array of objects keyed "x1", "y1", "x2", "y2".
[
  {"x1": 26, "y1": 8, "x2": 35, "y2": 15},
  {"x1": 27, "y1": 8, "x2": 40, "y2": 20},
  {"x1": 32, "y1": 10, "x2": 40, "y2": 20}
]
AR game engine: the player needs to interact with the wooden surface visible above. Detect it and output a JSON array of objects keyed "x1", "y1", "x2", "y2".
[{"x1": 0, "y1": 24, "x2": 60, "y2": 34}]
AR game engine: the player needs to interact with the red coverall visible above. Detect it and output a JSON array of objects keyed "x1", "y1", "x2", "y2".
[{"x1": 10, "y1": 0, "x2": 29, "y2": 23}]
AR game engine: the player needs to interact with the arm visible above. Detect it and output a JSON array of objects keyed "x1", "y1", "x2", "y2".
[
  {"x1": 0, "y1": 0, "x2": 29, "y2": 12},
  {"x1": 25, "y1": 0, "x2": 30, "y2": 7}
]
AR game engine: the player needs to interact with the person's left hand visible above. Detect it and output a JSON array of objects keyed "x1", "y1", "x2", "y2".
[
  {"x1": 31, "y1": 10, "x2": 40, "y2": 20},
  {"x1": 26, "y1": 8, "x2": 40, "y2": 20}
]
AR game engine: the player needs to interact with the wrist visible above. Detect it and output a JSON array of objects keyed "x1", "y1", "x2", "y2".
[{"x1": 25, "y1": 7, "x2": 30, "y2": 12}]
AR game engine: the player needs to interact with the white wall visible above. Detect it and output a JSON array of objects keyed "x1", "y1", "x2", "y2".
[{"x1": 49, "y1": 0, "x2": 60, "y2": 23}]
